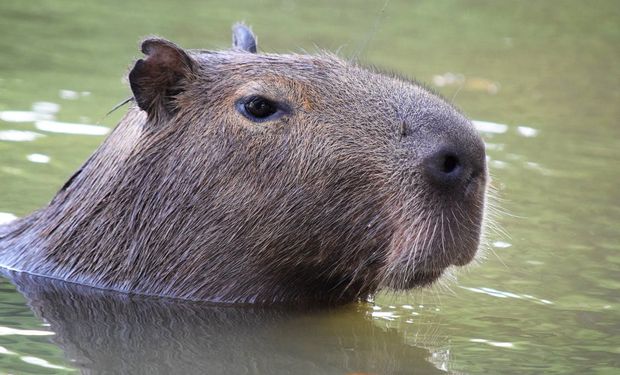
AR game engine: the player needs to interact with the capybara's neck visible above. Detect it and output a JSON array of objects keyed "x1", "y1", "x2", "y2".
[
  {"x1": 0, "y1": 109, "x2": 148, "y2": 289},
  {"x1": 0, "y1": 107, "x2": 376, "y2": 304}
]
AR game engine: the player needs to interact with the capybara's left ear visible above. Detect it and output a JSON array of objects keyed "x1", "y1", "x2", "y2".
[{"x1": 129, "y1": 38, "x2": 196, "y2": 121}]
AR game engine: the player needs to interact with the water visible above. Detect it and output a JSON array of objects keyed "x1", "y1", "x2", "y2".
[{"x1": 0, "y1": 0, "x2": 618, "y2": 373}]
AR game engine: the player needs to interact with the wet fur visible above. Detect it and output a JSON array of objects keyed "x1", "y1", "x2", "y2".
[{"x1": 0, "y1": 29, "x2": 487, "y2": 305}]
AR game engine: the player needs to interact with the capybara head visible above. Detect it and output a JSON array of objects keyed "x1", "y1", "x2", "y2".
[{"x1": 0, "y1": 25, "x2": 487, "y2": 305}]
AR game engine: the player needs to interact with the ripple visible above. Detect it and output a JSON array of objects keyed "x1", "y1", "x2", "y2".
[
  {"x1": 523, "y1": 161, "x2": 553, "y2": 175},
  {"x1": 493, "y1": 241, "x2": 512, "y2": 248},
  {"x1": 31, "y1": 101, "x2": 60, "y2": 114},
  {"x1": 0, "y1": 130, "x2": 45, "y2": 142},
  {"x1": 21, "y1": 356, "x2": 72, "y2": 370},
  {"x1": 485, "y1": 142, "x2": 506, "y2": 151},
  {"x1": 517, "y1": 126, "x2": 538, "y2": 137},
  {"x1": 35, "y1": 120, "x2": 109, "y2": 135},
  {"x1": 59, "y1": 89, "x2": 80, "y2": 100},
  {"x1": 0, "y1": 326, "x2": 55, "y2": 336},
  {"x1": 371, "y1": 311, "x2": 398, "y2": 320},
  {"x1": 432, "y1": 73, "x2": 499, "y2": 94},
  {"x1": 472, "y1": 120, "x2": 509, "y2": 134},
  {"x1": 491, "y1": 160, "x2": 508, "y2": 169},
  {"x1": 470, "y1": 338, "x2": 515, "y2": 348},
  {"x1": 432, "y1": 72, "x2": 465, "y2": 87},
  {"x1": 0, "y1": 111, "x2": 53, "y2": 123},
  {"x1": 26, "y1": 153, "x2": 51, "y2": 163},
  {"x1": 461, "y1": 286, "x2": 553, "y2": 305},
  {"x1": 0, "y1": 346, "x2": 72, "y2": 371},
  {"x1": 0, "y1": 346, "x2": 16, "y2": 355},
  {"x1": 0, "y1": 213, "x2": 18, "y2": 224}
]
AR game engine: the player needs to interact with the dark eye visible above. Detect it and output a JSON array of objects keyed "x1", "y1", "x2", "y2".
[
  {"x1": 237, "y1": 96, "x2": 287, "y2": 122},
  {"x1": 245, "y1": 97, "x2": 277, "y2": 118}
]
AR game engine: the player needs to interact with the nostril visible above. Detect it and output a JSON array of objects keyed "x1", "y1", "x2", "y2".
[
  {"x1": 423, "y1": 146, "x2": 468, "y2": 189},
  {"x1": 441, "y1": 154, "x2": 460, "y2": 174},
  {"x1": 419, "y1": 130, "x2": 486, "y2": 193}
]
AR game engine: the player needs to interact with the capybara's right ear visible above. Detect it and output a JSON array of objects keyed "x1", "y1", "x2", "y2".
[
  {"x1": 129, "y1": 38, "x2": 196, "y2": 121},
  {"x1": 232, "y1": 23, "x2": 257, "y2": 53}
]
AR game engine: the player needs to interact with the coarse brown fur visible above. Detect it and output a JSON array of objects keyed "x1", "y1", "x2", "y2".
[{"x1": 0, "y1": 26, "x2": 487, "y2": 305}]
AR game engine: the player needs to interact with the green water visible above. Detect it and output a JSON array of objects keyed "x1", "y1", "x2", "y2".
[{"x1": 0, "y1": 0, "x2": 618, "y2": 374}]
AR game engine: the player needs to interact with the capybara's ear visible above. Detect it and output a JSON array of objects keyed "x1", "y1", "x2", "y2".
[
  {"x1": 129, "y1": 38, "x2": 196, "y2": 121},
  {"x1": 232, "y1": 23, "x2": 257, "y2": 53}
]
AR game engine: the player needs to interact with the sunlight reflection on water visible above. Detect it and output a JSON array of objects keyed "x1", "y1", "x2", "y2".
[
  {"x1": 0, "y1": 213, "x2": 17, "y2": 224},
  {"x1": 0, "y1": 100, "x2": 109, "y2": 138},
  {"x1": 35, "y1": 120, "x2": 109, "y2": 135}
]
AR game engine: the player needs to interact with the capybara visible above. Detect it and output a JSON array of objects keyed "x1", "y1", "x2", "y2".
[{"x1": 0, "y1": 24, "x2": 487, "y2": 305}]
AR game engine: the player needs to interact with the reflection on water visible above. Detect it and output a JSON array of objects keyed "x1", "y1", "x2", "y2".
[
  {"x1": 468, "y1": 338, "x2": 514, "y2": 349},
  {"x1": 516, "y1": 126, "x2": 538, "y2": 138},
  {"x1": 0, "y1": 0, "x2": 618, "y2": 374},
  {"x1": 0, "y1": 106, "x2": 109, "y2": 137},
  {"x1": 0, "y1": 130, "x2": 44, "y2": 142},
  {"x1": 472, "y1": 120, "x2": 508, "y2": 134},
  {"x1": 0, "y1": 327, "x2": 54, "y2": 336},
  {"x1": 0, "y1": 96, "x2": 108, "y2": 155},
  {"x1": 34, "y1": 120, "x2": 109, "y2": 136},
  {"x1": 0, "y1": 213, "x2": 17, "y2": 225},
  {"x1": 0, "y1": 111, "x2": 53, "y2": 123},
  {"x1": 432, "y1": 72, "x2": 500, "y2": 95},
  {"x1": 59, "y1": 90, "x2": 90, "y2": 101},
  {"x1": 26, "y1": 154, "x2": 50, "y2": 164},
  {"x1": 460, "y1": 286, "x2": 553, "y2": 305},
  {"x1": 2, "y1": 272, "x2": 446, "y2": 375}
]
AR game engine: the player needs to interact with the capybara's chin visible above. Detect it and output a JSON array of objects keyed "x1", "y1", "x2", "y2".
[
  {"x1": 381, "y1": 183, "x2": 486, "y2": 290},
  {"x1": 390, "y1": 270, "x2": 445, "y2": 290},
  {"x1": 378, "y1": 156, "x2": 487, "y2": 290},
  {"x1": 0, "y1": 24, "x2": 488, "y2": 305}
]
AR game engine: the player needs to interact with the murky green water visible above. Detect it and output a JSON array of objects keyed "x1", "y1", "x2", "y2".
[{"x1": 0, "y1": 0, "x2": 618, "y2": 374}]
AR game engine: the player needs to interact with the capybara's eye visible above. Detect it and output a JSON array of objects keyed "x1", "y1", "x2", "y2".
[
  {"x1": 245, "y1": 97, "x2": 276, "y2": 118},
  {"x1": 237, "y1": 96, "x2": 285, "y2": 122}
]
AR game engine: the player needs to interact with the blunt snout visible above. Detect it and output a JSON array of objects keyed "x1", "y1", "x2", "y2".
[{"x1": 421, "y1": 123, "x2": 486, "y2": 194}]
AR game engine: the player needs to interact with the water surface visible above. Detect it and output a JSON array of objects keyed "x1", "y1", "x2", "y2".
[{"x1": 0, "y1": 1, "x2": 618, "y2": 374}]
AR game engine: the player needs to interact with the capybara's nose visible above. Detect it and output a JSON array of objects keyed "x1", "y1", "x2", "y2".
[{"x1": 423, "y1": 142, "x2": 485, "y2": 192}]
